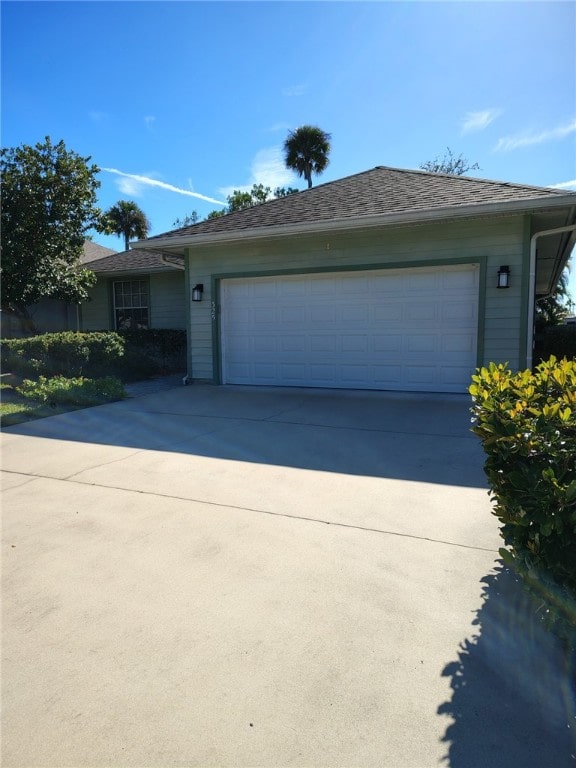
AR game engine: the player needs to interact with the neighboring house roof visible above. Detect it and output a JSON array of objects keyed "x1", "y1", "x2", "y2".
[
  {"x1": 81, "y1": 241, "x2": 117, "y2": 263},
  {"x1": 86, "y1": 248, "x2": 185, "y2": 275},
  {"x1": 138, "y1": 166, "x2": 576, "y2": 247}
]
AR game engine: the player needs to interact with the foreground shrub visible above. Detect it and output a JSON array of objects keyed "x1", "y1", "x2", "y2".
[
  {"x1": 469, "y1": 357, "x2": 576, "y2": 648},
  {"x1": 1, "y1": 332, "x2": 125, "y2": 378},
  {"x1": 17, "y1": 375, "x2": 125, "y2": 406}
]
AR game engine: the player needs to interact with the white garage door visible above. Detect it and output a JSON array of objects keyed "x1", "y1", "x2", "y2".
[{"x1": 221, "y1": 264, "x2": 479, "y2": 393}]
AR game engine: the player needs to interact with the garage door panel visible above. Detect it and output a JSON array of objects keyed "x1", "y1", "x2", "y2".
[
  {"x1": 341, "y1": 305, "x2": 369, "y2": 323},
  {"x1": 373, "y1": 335, "x2": 403, "y2": 352},
  {"x1": 406, "y1": 335, "x2": 438, "y2": 353},
  {"x1": 442, "y1": 334, "x2": 476, "y2": 353},
  {"x1": 281, "y1": 336, "x2": 307, "y2": 352},
  {"x1": 373, "y1": 304, "x2": 403, "y2": 322},
  {"x1": 442, "y1": 302, "x2": 476, "y2": 322},
  {"x1": 406, "y1": 303, "x2": 438, "y2": 323},
  {"x1": 221, "y1": 265, "x2": 478, "y2": 393},
  {"x1": 342, "y1": 336, "x2": 369, "y2": 352},
  {"x1": 309, "y1": 306, "x2": 336, "y2": 328}
]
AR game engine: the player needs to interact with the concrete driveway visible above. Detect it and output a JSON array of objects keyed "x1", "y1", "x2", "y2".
[{"x1": 1, "y1": 385, "x2": 573, "y2": 767}]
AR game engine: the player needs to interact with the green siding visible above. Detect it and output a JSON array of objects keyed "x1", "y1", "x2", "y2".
[
  {"x1": 81, "y1": 272, "x2": 186, "y2": 331},
  {"x1": 185, "y1": 215, "x2": 528, "y2": 382},
  {"x1": 81, "y1": 280, "x2": 110, "y2": 330},
  {"x1": 149, "y1": 272, "x2": 186, "y2": 329}
]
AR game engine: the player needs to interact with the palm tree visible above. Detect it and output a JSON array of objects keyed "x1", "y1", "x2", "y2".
[
  {"x1": 101, "y1": 200, "x2": 150, "y2": 250},
  {"x1": 283, "y1": 125, "x2": 331, "y2": 189}
]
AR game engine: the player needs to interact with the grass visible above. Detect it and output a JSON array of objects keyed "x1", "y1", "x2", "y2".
[{"x1": 0, "y1": 380, "x2": 80, "y2": 427}]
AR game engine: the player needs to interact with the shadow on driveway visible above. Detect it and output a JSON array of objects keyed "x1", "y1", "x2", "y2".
[
  {"x1": 2, "y1": 384, "x2": 487, "y2": 487},
  {"x1": 438, "y1": 562, "x2": 576, "y2": 767}
]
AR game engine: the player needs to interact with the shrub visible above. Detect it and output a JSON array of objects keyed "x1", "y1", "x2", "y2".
[
  {"x1": 17, "y1": 375, "x2": 125, "y2": 406},
  {"x1": 469, "y1": 357, "x2": 576, "y2": 648},
  {"x1": 534, "y1": 324, "x2": 576, "y2": 365},
  {"x1": 117, "y1": 329, "x2": 186, "y2": 373},
  {"x1": 1, "y1": 332, "x2": 125, "y2": 378}
]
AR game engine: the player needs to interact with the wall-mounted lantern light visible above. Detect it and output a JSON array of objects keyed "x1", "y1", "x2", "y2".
[
  {"x1": 192, "y1": 283, "x2": 204, "y2": 302},
  {"x1": 497, "y1": 265, "x2": 510, "y2": 289}
]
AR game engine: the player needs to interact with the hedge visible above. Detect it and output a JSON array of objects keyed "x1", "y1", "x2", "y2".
[
  {"x1": 1, "y1": 332, "x2": 125, "y2": 379},
  {"x1": 469, "y1": 357, "x2": 576, "y2": 648},
  {"x1": 101, "y1": 329, "x2": 187, "y2": 382},
  {"x1": 1, "y1": 329, "x2": 187, "y2": 382}
]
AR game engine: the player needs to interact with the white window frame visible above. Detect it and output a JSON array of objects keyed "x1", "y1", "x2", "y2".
[{"x1": 112, "y1": 279, "x2": 150, "y2": 330}]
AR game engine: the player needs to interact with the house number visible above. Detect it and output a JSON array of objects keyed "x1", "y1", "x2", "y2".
[{"x1": 211, "y1": 301, "x2": 216, "y2": 321}]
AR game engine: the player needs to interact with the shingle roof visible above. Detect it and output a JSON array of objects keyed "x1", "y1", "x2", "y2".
[
  {"x1": 143, "y1": 166, "x2": 573, "y2": 243},
  {"x1": 86, "y1": 248, "x2": 184, "y2": 274},
  {"x1": 81, "y1": 240, "x2": 117, "y2": 263}
]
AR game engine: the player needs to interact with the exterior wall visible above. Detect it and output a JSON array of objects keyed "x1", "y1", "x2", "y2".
[
  {"x1": 185, "y1": 214, "x2": 529, "y2": 383},
  {"x1": 81, "y1": 280, "x2": 110, "y2": 330},
  {"x1": 81, "y1": 271, "x2": 186, "y2": 331},
  {"x1": 1, "y1": 300, "x2": 78, "y2": 338},
  {"x1": 149, "y1": 272, "x2": 186, "y2": 329}
]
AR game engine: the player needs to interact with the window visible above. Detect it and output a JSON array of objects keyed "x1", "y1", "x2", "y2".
[{"x1": 113, "y1": 280, "x2": 149, "y2": 330}]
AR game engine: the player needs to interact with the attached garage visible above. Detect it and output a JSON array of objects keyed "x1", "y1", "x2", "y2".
[
  {"x1": 134, "y1": 166, "x2": 576, "y2": 392},
  {"x1": 220, "y1": 264, "x2": 479, "y2": 393}
]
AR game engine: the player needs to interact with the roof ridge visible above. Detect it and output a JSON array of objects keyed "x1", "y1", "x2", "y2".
[
  {"x1": 142, "y1": 164, "x2": 575, "y2": 244},
  {"x1": 373, "y1": 164, "x2": 567, "y2": 194}
]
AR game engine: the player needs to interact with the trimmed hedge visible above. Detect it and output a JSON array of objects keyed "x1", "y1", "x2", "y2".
[
  {"x1": 469, "y1": 357, "x2": 576, "y2": 648},
  {"x1": 1, "y1": 329, "x2": 186, "y2": 383},
  {"x1": 1, "y1": 332, "x2": 125, "y2": 379}
]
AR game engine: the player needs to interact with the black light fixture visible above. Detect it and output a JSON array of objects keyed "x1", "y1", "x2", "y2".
[
  {"x1": 497, "y1": 265, "x2": 510, "y2": 289},
  {"x1": 192, "y1": 283, "x2": 204, "y2": 302}
]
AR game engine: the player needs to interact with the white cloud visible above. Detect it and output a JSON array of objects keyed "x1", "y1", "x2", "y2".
[
  {"x1": 282, "y1": 84, "x2": 307, "y2": 97},
  {"x1": 218, "y1": 147, "x2": 295, "y2": 198},
  {"x1": 102, "y1": 168, "x2": 226, "y2": 205},
  {"x1": 117, "y1": 176, "x2": 146, "y2": 196},
  {"x1": 461, "y1": 109, "x2": 501, "y2": 134},
  {"x1": 550, "y1": 179, "x2": 576, "y2": 190},
  {"x1": 494, "y1": 118, "x2": 576, "y2": 151},
  {"x1": 144, "y1": 115, "x2": 156, "y2": 129}
]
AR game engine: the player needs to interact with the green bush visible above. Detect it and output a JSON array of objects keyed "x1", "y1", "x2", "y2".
[
  {"x1": 1, "y1": 332, "x2": 125, "y2": 378},
  {"x1": 534, "y1": 324, "x2": 576, "y2": 365},
  {"x1": 17, "y1": 375, "x2": 125, "y2": 406},
  {"x1": 469, "y1": 357, "x2": 576, "y2": 647},
  {"x1": 117, "y1": 329, "x2": 186, "y2": 373}
]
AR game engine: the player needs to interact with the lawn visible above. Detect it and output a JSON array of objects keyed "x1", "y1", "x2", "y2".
[{"x1": 0, "y1": 380, "x2": 80, "y2": 427}]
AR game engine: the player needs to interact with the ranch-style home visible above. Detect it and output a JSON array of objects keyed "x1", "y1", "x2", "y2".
[{"x1": 134, "y1": 166, "x2": 576, "y2": 394}]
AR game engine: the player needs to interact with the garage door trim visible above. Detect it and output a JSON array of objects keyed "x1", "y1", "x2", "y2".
[{"x1": 212, "y1": 257, "x2": 486, "y2": 387}]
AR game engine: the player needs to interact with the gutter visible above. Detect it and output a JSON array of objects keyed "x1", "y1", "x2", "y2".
[
  {"x1": 160, "y1": 253, "x2": 185, "y2": 270},
  {"x1": 134, "y1": 194, "x2": 576, "y2": 252},
  {"x1": 527, "y1": 220, "x2": 576, "y2": 369}
]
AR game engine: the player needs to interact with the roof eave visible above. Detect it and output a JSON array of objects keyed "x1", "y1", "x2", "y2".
[
  {"x1": 90, "y1": 265, "x2": 183, "y2": 276},
  {"x1": 133, "y1": 194, "x2": 576, "y2": 252}
]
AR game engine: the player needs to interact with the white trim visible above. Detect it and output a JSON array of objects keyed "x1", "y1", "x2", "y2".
[{"x1": 527, "y1": 223, "x2": 576, "y2": 369}]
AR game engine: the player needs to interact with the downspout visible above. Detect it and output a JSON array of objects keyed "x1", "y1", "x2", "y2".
[
  {"x1": 527, "y1": 221, "x2": 576, "y2": 369},
  {"x1": 159, "y1": 253, "x2": 189, "y2": 384}
]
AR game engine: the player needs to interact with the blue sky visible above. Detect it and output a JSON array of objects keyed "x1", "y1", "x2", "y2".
[{"x1": 2, "y1": 1, "x2": 576, "y2": 299}]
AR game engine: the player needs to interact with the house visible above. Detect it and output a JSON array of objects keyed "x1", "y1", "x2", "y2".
[
  {"x1": 81, "y1": 248, "x2": 186, "y2": 332},
  {"x1": 134, "y1": 166, "x2": 576, "y2": 394},
  {"x1": 0, "y1": 241, "x2": 117, "y2": 337}
]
